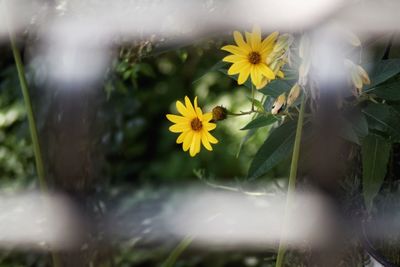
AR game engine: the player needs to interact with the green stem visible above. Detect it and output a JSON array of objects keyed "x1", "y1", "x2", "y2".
[
  {"x1": 162, "y1": 235, "x2": 194, "y2": 267},
  {"x1": 6, "y1": 13, "x2": 47, "y2": 192},
  {"x1": 275, "y1": 93, "x2": 306, "y2": 267},
  {"x1": 3, "y1": 5, "x2": 62, "y2": 267},
  {"x1": 251, "y1": 83, "x2": 255, "y2": 111}
]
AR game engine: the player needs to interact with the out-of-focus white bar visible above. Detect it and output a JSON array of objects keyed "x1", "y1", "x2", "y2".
[
  {"x1": 0, "y1": 192, "x2": 80, "y2": 250},
  {"x1": 163, "y1": 189, "x2": 335, "y2": 249}
]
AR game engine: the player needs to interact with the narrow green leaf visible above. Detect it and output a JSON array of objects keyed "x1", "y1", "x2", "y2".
[
  {"x1": 350, "y1": 110, "x2": 369, "y2": 138},
  {"x1": 259, "y1": 79, "x2": 295, "y2": 98},
  {"x1": 340, "y1": 118, "x2": 360, "y2": 145},
  {"x1": 362, "y1": 134, "x2": 391, "y2": 210},
  {"x1": 362, "y1": 103, "x2": 400, "y2": 140},
  {"x1": 364, "y1": 59, "x2": 400, "y2": 91},
  {"x1": 248, "y1": 120, "x2": 298, "y2": 179},
  {"x1": 236, "y1": 128, "x2": 256, "y2": 158},
  {"x1": 246, "y1": 97, "x2": 265, "y2": 112},
  {"x1": 241, "y1": 115, "x2": 278, "y2": 130},
  {"x1": 371, "y1": 81, "x2": 400, "y2": 100}
]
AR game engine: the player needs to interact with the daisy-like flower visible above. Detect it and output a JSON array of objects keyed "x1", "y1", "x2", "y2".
[
  {"x1": 222, "y1": 27, "x2": 279, "y2": 88},
  {"x1": 166, "y1": 96, "x2": 218, "y2": 157}
]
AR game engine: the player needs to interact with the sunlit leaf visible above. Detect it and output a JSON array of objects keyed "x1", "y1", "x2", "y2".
[
  {"x1": 248, "y1": 120, "x2": 297, "y2": 179},
  {"x1": 259, "y1": 79, "x2": 294, "y2": 98},
  {"x1": 241, "y1": 115, "x2": 278, "y2": 130},
  {"x1": 246, "y1": 97, "x2": 264, "y2": 112}
]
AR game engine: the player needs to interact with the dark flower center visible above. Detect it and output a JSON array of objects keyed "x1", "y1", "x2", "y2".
[
  {"x1": 248, "y1": 52, "x2": 261, "y2": 64},
  {"x1": 191, "y1": 118, "x2": 203, "y2": 131}
]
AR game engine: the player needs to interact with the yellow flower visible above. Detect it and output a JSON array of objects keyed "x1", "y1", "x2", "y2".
[
  {"x1": 222, "y1": 27, "x2": 278, "y2": 88},
  {"x1": 166, "y1": 96, "x2": 218, "y2": 157}
]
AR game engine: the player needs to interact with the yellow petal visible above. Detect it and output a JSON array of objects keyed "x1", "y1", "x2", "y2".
[
  {"x1": 250, "y1": 66, "x2": 262, "y2": 87},
  {"x1": 261, "y1": 31, "x2": 279, "y2": 51},
  {"x1": 190, "y1": 133, "x2": 201, "y2": 157},
  {"x1": 222, "y1": 54, "x2": 247, "y2": 63},
  {"x1": 251, "y1": 26, "x2": 261, "y2": 51},
  {"x1": 206, "y1": 132, "x2": 218, "y2": 144},
  {"x1": 184, "y1": 96, "x2": 197, "y2": 117},
  {"x1": 177, "y1": 131, "x2": 188, "y2": 144},
  {"x1": 277, "y1": 70, "x2": 285, "y2": 78},
  {"x1": 166, "y1": 114, "x2": 188, "y2": 124},
  {"x1": 196, "y1": 107, "x2": 203, "y2": 120},
  {"x1": 176, "y1": 100, "x2": 188, "y2": 116},
  {"x1": 169, "y1": 123, "x2": 189, "y2": 133},
  {"x1": 203, "y1": 113, "x2": 213, "y2": 122},
  {"x1": 238, "y1": 65, "x2": 251, "y2": 84},
  {"x1": 258, "y1": 64, "x2": 275, "y2": 80},
  {"x1": 183, "y1": 131, "x2": 194, "y2": 151},
  {"x1": 234, "y1": 31, "x2": 251, "y2": 51},
  {"x1": 228, "y1": 61, "x2": 248, "y2": 75},
  {"x1": 201, "y1": 132, "x2": 213, "y2": 151},
  {"x1": 256, "y1": 77, "x2": 269, "y2": 90},
  {"x1": 204, "y1": 122, "x2": 216, "y2": 131},
  {"x1": 221, "y1": 45, "x2": 247, "y2": 55}
]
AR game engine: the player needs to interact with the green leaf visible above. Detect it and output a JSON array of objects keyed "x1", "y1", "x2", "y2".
[
  {"x1": 340, "y1": 109, "x2": 369, "y2": 145},
  {"x1": 241, "y1": 115, "x2": 278, "y2": 130},
  {"x1": 362, "y1": 134, "x2": 391, "y2": 210},
  {"x1": 246, "y1": 97, "x2": 265, "y2": 112},
  {"x1": 236, "y1": 128, "x2": 256, "y2": 158},
  {"x1": 364, "y1": 59, "x2": 400, "y2": 91},
  {"x1": 340, "y1": 118, "x2": 360, "y2": 145},
  {"x1": 248, "y1": 120, "x2": 298, "y2": 179},
  {"x1": 351, "y1": 111, "x2": 369, "y2": 138},
  {"x1": 362, "y1": 103, "x2": 400, "y2": 140},
  {"x1": 259, "y1": 79, "x2": 294, "y2": 98},
  {"x1": 371, "y1": 81, "x2": 400, "y2": 100}
]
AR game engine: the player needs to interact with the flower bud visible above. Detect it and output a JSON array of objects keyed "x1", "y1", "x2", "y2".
[
  {"x1": 273, "y1": 34, "x2": 293, "y2": 53},
  {"x1": 343, "y1": 29, "x2": 361, "y2": 47},
  {"x1": 299, "y1": 35, "x2": 310, "y2": 59},
  {"x1": 212, "y1": 106, "x2": 228, "y2": 121},
  {"x1": 357, "y1": 65, "x2": 370, "y2": 85},
  {"x1": 271, "y1": 93, "x2": 286, "y2": 115},
  {"x1": 287, "y1": 83, "x2": 301, "y2": 106}
]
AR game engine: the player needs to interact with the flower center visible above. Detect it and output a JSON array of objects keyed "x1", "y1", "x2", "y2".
[
  {"x1": 191, "y1": 118, "x2": 203, "y2": 131},
  {"x1": 248, "y1": 52, "x2": 261, "y2": 64}
]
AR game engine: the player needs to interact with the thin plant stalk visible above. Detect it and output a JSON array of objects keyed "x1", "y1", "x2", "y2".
[
  {"x1": 7, "y1": 30, "x2": 47, "y2": 192},
  {"x1": 3, "y1": 4, "x2": 62, "y2": 267},
  {"x1": 162, "y1": 235, "x2": 194, "y2": 267},
  {"x1": 251, "y1": 83, "x2": 255, "y2": 111},
  {"x1": 275, "y1": 93, "x2": 306, "y2": 267}
]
